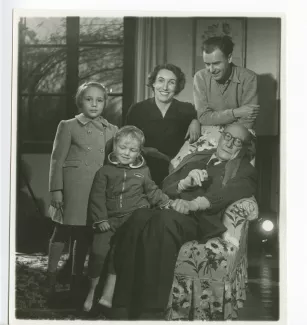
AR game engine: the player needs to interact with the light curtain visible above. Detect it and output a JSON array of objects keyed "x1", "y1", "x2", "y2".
[{"x1": 134, "y1": 17, "x2": 167, "y2": 103}]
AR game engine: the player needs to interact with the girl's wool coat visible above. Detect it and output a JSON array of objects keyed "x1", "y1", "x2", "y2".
[{"x1": 49, "y1": 113, "x2": 118, "y2": 225}]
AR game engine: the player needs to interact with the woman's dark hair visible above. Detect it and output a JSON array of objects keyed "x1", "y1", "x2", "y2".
[
  {"x1": 147, "y1": 63, "x2": 186, "y2": 95},
  {"x1": 202, "y1": 36, "x2": 234, "y2": 57}
]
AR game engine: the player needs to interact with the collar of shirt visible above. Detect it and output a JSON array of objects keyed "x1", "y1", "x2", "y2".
[
  {"x1": 75, "y1": 113, "x2": 109, "y2": 127},
  {"x1": 207, "y1": 153, "x2": 222, "y2": 166},
  {"x1": 227, "y1": 64, "x2": 241, "y2": 84},
  {"x1": 216, "y1": 64, "x2": 241, "y2": 88}
]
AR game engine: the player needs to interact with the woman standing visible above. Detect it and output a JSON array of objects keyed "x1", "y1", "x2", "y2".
[{"x1": 126, "y1": 63, "x2": 200, "y2": 186}]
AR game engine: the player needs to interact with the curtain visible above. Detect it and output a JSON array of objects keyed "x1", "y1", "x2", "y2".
[{"x1": 134, "y1": 17, "x2": 167, "y2": 103}]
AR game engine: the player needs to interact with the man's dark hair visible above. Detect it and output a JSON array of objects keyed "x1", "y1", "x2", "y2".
[
  {"x1": 202, "y1": 36, "x2": 234, "y2": 57},
  {"x1": 147, "y1": 63, "x2": 186, "y2": 95}
]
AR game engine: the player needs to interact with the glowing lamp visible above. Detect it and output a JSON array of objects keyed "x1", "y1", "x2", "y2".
[{"x1": 261, "y1": 220, "x2": 274, "y2": 232}]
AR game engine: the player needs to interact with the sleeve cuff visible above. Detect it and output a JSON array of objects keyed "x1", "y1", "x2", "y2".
[
  {"x1": 159, "y1": 199, "x2": 173, "y2": 209},
  {"x1": 92, "y1": 220, "x2": 108, "y2": 228}
]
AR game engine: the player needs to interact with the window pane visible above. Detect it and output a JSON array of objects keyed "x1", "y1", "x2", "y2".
[
  {"x1": 103, "y1": 96, "x2": 122, "y2": 127},
  {"x1": 22, "y1": 17, "x2": 66, "y2": 45},
  {"x1": 21, "y1": 96, "x2": 66, "y2": 142},
  {"x1": 79, "y1": 17, "x2": 123, "y2": 45},
  {"x1": 21, "y1": 47, "x2": 66, "y2": 93},
  {"x1": 78, "y1": 47, "x2": 123, "y2": 93}
]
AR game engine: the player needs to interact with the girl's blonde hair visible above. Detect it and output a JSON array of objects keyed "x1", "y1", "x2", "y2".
[
  {"x1": 113, "y1": 125, "x2": 145, "y2": 150},
  {"x1": 75, "y1": 81, "x2": 108, "y2": 110}
]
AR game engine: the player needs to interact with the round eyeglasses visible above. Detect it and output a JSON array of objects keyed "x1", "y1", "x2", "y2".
[{"x1": 221, "y1": 131, "x2": 244, "y2": 147}]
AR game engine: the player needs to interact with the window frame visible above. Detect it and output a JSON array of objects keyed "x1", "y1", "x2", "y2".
[{"x1": 17, "y1": 16, "x2": 134, "y2": 154}]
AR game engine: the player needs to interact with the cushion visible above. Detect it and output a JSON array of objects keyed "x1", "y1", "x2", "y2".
[{"x1": 171, "y1": 126, "x2": 223, "y2": 170}]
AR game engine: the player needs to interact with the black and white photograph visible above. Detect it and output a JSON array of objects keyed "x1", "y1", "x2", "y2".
[{"x1": 8, "y1": 9, "x2": 284, "y2": 323}]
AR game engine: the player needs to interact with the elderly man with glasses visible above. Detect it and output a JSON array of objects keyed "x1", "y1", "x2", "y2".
[{"x1": 111, "y1": 123, "x2": 257, "y2": 320}]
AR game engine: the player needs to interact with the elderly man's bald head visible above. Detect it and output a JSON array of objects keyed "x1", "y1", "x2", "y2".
[
  {"x1": 216, "y1": 123, "x2": 251, "y2": 161},
  {"x1": 224, "y1": 123, "x2": 251, "y2": 142}
]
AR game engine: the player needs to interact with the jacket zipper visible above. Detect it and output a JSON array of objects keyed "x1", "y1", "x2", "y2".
[{"x1": 119, "y1": 170, "x2": 127, "y2": 208}]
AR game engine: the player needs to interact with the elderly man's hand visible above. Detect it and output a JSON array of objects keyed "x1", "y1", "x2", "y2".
[
  {"x1": 178, "y1": 169, "x2": 208, "y2": 191},
  {"x1": 185, "y1": 119, "x2": 201, "y2": 143},
  {"x1": 171, "y1": 199, "x2": 199, "y2": 214},
  {"x1": 171, "y1": 199, "x2": 189, "y2": 214}
]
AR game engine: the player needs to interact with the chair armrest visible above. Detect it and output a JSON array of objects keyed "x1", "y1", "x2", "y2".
[
  {"x1": 223, "y1": 197, "x2": 258, "y2": 224},
  {"x1": 221, "y1": 197, "x2": 258, "y2": 247}
]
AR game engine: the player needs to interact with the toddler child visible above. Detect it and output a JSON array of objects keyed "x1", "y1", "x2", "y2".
[{"x1": 83, "y1": 125, "x2": 172, "y2": 312}]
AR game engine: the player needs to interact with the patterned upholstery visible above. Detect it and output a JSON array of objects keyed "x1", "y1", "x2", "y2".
[
  {"x1": 166, "y1": 197, "x2": 258, "y2": 320},
  {"x1": 166, "y1": 126, "x2": 259, "y2": 320},
  {"x1": 170, "y1": 126, "x2": 222, "y2": 171}
]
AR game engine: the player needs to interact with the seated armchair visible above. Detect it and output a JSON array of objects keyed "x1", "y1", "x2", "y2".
[{"x1": 165, "y1": 126, "x2": 259, "y2": 320}]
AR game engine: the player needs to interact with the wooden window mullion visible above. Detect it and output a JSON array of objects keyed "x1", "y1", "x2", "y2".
[{"x1": 66, "y1": 17, "x2": 80, "y2": 119}]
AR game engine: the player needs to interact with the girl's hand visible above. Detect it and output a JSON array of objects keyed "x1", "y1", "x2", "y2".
[
  {"x1": 51, "y1": 190, "x2": 63, "y2": 209},
  {"x1": 97, "y1": 220, "x2": 111, "y2": 232},
  {"x1": 185, "y1": 119, "x2": 201, "y2": 143}
]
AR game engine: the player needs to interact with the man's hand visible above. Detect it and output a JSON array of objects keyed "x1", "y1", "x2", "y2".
[
  {"x1": 51, "y1": 190, "x2": 63, "y2": 209},
  {"x1": 178, "y1": 169, "x2": 208, "y2": 191},
  {"x1": 233, "y1": 104, "x2": 260, "y2": 119},
  {"x1": 96, "y1": 220, "x2": 112, "y2": 232},
  {"x1": 185, "y1": 119, "x2": 201, "y2": 143},
  {"x1": 171, "y1": 199, "x2": 191, "y2": 214},
  {"x1": 171, "y1": 199, "x2": 199, "y2": 214}
]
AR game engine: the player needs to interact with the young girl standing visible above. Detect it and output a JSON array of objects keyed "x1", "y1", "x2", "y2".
[{"x1": 47, "y1": 81, "x2": 118, "y2": 302}]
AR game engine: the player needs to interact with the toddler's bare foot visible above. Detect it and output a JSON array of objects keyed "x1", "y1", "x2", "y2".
[
  {"x1": 98, "y1": 273, "x2": 116, "y2": 308},
  {"x1": 83, "y1": 292, "x2": 95, "y2": 312},
  {"x1": 98, "y1": 296, "x2": 112, "y2": 308}
]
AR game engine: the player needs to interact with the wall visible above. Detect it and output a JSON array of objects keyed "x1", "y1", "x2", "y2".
[
  {"x1": 166, "y1": 18, "x2": 195, "y2": 103},
  {"x1": 245, "y1": 18, "x2": 280, "y2": 212},
  {"x1": 246, "y1": 18, "x2": 280, "y2": 136}
]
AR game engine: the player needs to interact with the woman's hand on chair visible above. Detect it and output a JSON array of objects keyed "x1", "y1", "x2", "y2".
[
  {"x1": 51, "y1": 190, "x2": 63, "y2": 209},
  {"x1": 185, "y1": 119, "x2": 201, "y2": 143}
]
